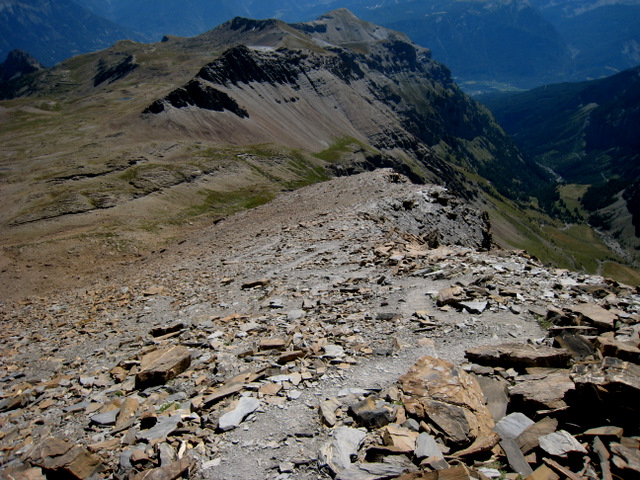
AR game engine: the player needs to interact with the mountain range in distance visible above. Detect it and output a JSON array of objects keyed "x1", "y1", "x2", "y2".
[
  {"x1": 0, "y1": 12, "x2": 541, "y2": 237},
  {"x1": 1, "y1": 0, "x2": 639, "y2": 92},
  {"x1": 1, "y1": 7, "x2": 639, "y2": 284}
]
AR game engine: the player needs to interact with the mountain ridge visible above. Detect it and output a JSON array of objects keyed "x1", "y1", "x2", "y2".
[
  {"x1": 2, "y1": 1, "x2": 639, "y2": 91},
  {"x1": 1, "y1": 9, "x2": 638, "y2": 294}
]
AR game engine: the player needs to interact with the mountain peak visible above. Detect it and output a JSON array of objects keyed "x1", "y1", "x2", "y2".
[
  {"x1": 0, "y1": 49, "x2": 43, "y2": 84},
  {"x1": 317, "y1": 8, "x2": 361, "y2": 21},
  {"x1": 293, "y1": 8, "x2": 413, "y2": 53}
]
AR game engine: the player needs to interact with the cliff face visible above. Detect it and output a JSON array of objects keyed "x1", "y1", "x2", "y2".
[{"x1": 144, "y1": 12, "x2": 547, "y2": 200}]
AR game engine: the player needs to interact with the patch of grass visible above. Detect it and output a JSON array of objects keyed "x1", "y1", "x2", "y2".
[
  {"x1": 601, "y1": 262, "x2": 640, "y2": 286},
  {"x1": 312, "y1": 136, "x2": 371, "y2": 163},
  {"x1": 543, "y1": 224, "x2": 616, "y2": 273},
  {"x1": 157, "y1": 401, "x2": 181, "y2": 413},
  {"x1": 185, "y1": 187, "x2": 275, "y2": 218},
  {"x1": 486, "y1": 190, "x2": 639, "y2": 283}
]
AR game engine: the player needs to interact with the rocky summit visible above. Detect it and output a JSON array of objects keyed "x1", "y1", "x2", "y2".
[{"x1": 1, "y1": 170, "x2": 639, "y2": 480}]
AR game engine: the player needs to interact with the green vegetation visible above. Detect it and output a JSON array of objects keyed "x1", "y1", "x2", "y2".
[
  {"x1": 312, "y1": 136, "x2": 372, "y2": 163},
  {"x1": 186, "y1": 187, "x2": 275, "y2": 218},
  {"x1": 485, "y1": 187, "x2": 640, "y2": 285}
]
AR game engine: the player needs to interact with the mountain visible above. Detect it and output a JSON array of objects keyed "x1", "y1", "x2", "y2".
[
  {"x1": 479, "y1": 65, "x2": 640, "y2": 264},
  {"x1": 0, "y1": 49, "x2": 43, "y2": 83},
  {"x1": 353, "y1": 0, "x2": 572, "y2": 92},
  {"x1": 479, "y1": 65, "x2": 640, "y2": 185},
  {"x1": 0, "y1": 49, "x2": 44, "y2": 98},
  {"x1": 0, "y1": 0, "x2": 149, "y2": 66},
  {"x1": 2, "y1": 9, "x2": 638, "y2": 283},
  {"x1": 530, "y1": 0, "x2": 640, "y2": 81},
  {"x1": 6, "y1": 0, "x2": 638, "y2": 90},
  {"x1": 75, "y1": 0, "x2": 640, "y2": 92},
  {"x1": 76, "y1": 0, "x2": 572, "y2": 91},
  {"x1": 0, "y1": 9, "x2": 569, "y2": 275}
]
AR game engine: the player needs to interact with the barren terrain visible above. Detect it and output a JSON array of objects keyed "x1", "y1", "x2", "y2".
[{"x1": 3, "y1": 170, "x2": 637, "y2": 480}]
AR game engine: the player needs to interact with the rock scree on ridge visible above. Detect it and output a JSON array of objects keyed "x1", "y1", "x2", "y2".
[{"x1": 0, "y1": 170, "x2": 638, "y2": 480}]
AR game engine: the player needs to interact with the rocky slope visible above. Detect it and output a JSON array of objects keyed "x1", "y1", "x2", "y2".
[
  {"x1": 1, "y1": 170, "x2": 638, "y2": 480},
  {"x1": 143, "y1": 10, "x2": 546, "y2": 200},
  {"x1": 0, "y1": 9, "x2": 554, "y2": 296}
]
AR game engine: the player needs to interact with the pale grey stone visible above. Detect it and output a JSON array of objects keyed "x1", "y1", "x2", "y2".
[
  {"x1": 460, "y1": 301, "x2": 488, "y2": 314},
  {"x1": 415, "y1": 433, "x2": 443, "y2": 460},
  {"x1": 90, "y1": 408, "x2": 120, "y2": 426},
  {"x1": 136, "y1": 414, "x2": 182, "y2": 442},
  {"x1": 494, "y1": 412, "x2": 534, "y2": 440},
  {"x1": 218, "y1": 396, "x2": 260, "y2": 431},
  {"x1": 539, "y1": 430, "x2": 588, "y2": 457},
  {"x1": 318, "y1": 427, "x2": 367, "y2": 474}
]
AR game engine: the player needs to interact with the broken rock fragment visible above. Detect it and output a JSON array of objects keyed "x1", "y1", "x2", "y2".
[
  {"x1": 27, "y1": 437, "x2": 104, "y2": 479},
  {"x1": 381, "y1": 424, "x2": 418, "y2": 452},
  {"x1": 318, "y1": 426, "x2": 367, "y2": 475},
  {"x1": 349, "y1": 396, "x2": 396, "y2": 428},
  {"x1": 399, "y1": 356, "x2": 494, "y2": 447},
  {"x1": 218, "y1": 396, "x2": 260, "y2": 431},
  {"x1": 436, "y1": 286, "x2": 466, "y2": 307},
  {"x1": 465, "y1": 343, "x2": 571, "y2": 370},
  {"x1": 129, "y1": 452, "x2": 196, "y2": 480},
  {"x1": 135, "y1": 346, "x2": 191, "y2": 389}
]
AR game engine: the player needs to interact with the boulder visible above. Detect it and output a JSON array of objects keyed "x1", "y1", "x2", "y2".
[{"x1": 399, "y1": 356, "x2": 494, "y2": 447}]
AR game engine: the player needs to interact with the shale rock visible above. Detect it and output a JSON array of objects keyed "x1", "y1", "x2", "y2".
[
  {"x1": 399, "y1": 356, "x2": 494, "y2": 447},
  {"x1": 135, "y1": 346, "x2": 192, "y2": 389}
]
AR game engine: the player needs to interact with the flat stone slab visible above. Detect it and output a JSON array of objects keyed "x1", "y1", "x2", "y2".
[
  {"x1": 494, "y1": 412, "x2": 534, "y2": 440},
  {"x1": 218, "y1": 396, "x2": 260, "y2": 431},
  {"x1": 572, "y1": 356, "x2": 640, "y2": 394},
  {"x1": 539, "y1": 430, "x2": 587, "y2": 457},
  {"x1": 509, "y1": 371, "x2": 575, "y2": 411},
  {"x1": 336, "y1": 462, "x2": 408, "y2": 480},
  {"x1": 465, "y1": 343, "x2": 571, "y2": 370},
  {"x1": 89, "y1": 409, "x2": 119, "y2": 426},
  {"x1": 135, "y1": 346, "x2": 191, "y2": 390},
  {"x1": 459, "y1": 301, "x2": 488, "y2": 314},
  {"x1": 136, "y1": 414, "x2": 182, "y2": 442},
  {"x1": 566, "y1": 303, "x2": 617, "y2": 330}
]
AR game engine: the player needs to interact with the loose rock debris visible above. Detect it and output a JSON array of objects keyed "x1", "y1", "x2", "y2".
[{"x1": 0, "y1": 170, "x2": 638, "y2": 480}]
